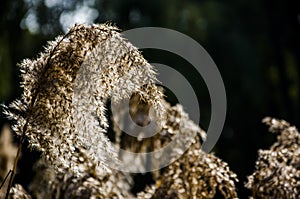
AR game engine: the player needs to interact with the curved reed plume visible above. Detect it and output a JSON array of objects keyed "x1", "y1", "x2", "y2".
[{"x1": 3, "y1": 23, "x2": 165, "y2": 175}]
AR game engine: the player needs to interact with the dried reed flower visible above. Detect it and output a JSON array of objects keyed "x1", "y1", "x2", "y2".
[
  {"x1": 135, "y1": 102, "x2": 238, "y2": 199},
  {"x1": 2, "y1": 23, "x2": 164, "y2": 175},
  {"x1": 137, "y1": 140, "x2": 239, "y2": 199},
  {"x1": 245, "y1": 117, "x2": 300, "y2": 199},
  {"x1": 138, "y1": 147, "x2": 239, "y2": 199}
]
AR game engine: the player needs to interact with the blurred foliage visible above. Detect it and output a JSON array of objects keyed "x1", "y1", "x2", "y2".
[{"x1": 0, "y1": 0, "x2": 300, "y2": 197}]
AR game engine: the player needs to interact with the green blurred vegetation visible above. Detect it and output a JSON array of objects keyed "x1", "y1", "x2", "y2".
[{"x1": 1, "y1": 0, "x2": 300, "y2": 197}]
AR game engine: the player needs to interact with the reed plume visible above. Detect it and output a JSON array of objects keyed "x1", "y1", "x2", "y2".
[
  {"x1": 136, "y1": 105, "x2": 238, "y2": 199},
  {"x1": 246, "y1": 117, "x2": 300, "y2": 199},
  {"x1": 3, "y1": 23, "x2": 165, "y2": 175}
]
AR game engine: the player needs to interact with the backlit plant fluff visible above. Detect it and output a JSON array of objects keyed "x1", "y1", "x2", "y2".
[
  {"x1": 2, "y1": 23, "x2": 239, "y2": 198},
  {"x1": 3, "y1": 23, "x2": 165, "y2": 175},
  {"x1": 246, "y1": 117, "x2": 300, "y2": 199},
  {"x1": 137, "y1": 130, "x2": 238, "y2": 199}
]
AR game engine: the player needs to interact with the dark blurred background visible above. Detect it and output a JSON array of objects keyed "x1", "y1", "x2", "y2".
[{"x1": 1, "y1": 0, "x2": 300, "y2": 198}]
